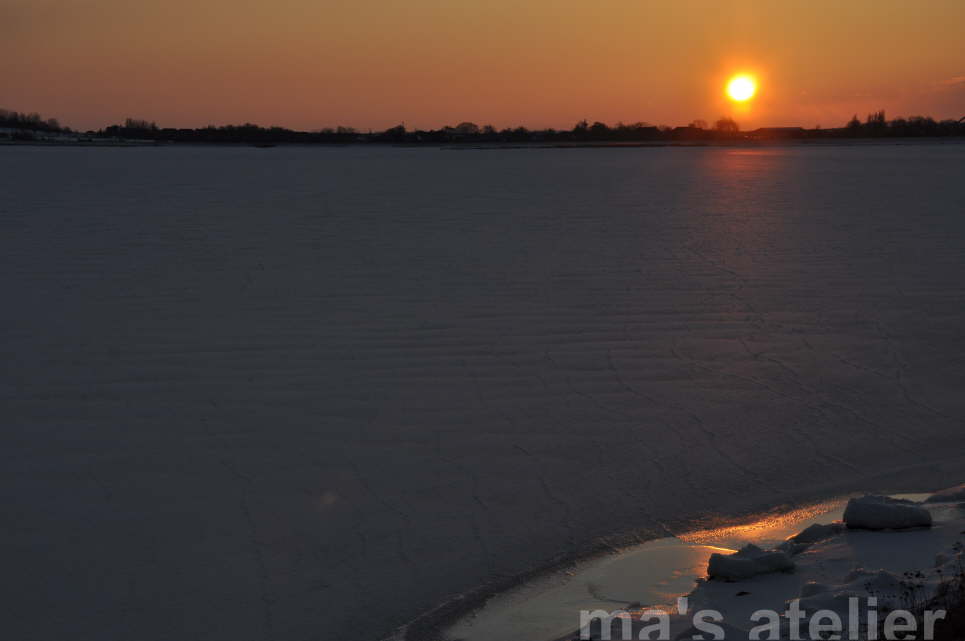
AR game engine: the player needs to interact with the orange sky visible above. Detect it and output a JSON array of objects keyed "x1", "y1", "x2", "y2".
[{"x1": 3, "y1": 0, "x2": 964, "y2": 131}]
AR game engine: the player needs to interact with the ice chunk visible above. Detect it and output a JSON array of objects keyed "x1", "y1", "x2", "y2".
[
  {"x1": 779, "y1": 521, "x2": 846, "y2": 554},
  {"x1": 924, "y1": 483, "x2": 965, "y2": 503},
  {"x1": 843, "y1": 495, "x2": 932, "y2": 530},
  {"x1": 707, "y1": 544, "x2": 795, "y2": 581},
  {"x1": 790, "y1": 521, "x2": 846, "y2": 544}
]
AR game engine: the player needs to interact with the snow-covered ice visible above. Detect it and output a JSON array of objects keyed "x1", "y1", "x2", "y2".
[
  {"x1": 2, "y1": 144, "x2": 965, "y2": 641},
  {"x1": 442, "y1": 494, "x2": 964, "y2": 641},
  {"x1": 685, "y1": 496, "x2": 965, "y2": 640},
  {"x1": 707, "y1": 543, "x2": 795, "y2": 581},
  {"x1": 843, "y1": 495, "x2": 933, "y2": 530}
]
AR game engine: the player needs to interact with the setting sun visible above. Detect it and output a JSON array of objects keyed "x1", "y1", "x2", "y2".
[{"x1": 726, "y1": 74, "x2": 757, "y2": 102}]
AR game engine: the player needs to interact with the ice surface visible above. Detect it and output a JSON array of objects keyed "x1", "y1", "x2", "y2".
[
  {"x1": 843, "y1": 495, "x2": 932, "y2": 530},
  {"x1": 2, "y1": 144, "x2": 965, "y2": 641}
]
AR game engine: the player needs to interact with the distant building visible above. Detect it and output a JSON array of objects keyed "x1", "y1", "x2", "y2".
[
  {"x1": 671, "y1": 126, "x2": 704, "y2": 140},
  {"x1": 749, "y1": 127, "x2": 807, "y2": 139}
]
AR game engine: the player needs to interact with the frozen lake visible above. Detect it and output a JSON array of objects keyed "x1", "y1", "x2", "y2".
[{"x1": 2, "y1": 143, "x2": 965, "y2": 641}]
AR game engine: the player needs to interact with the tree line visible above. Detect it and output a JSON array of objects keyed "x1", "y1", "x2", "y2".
[
  {"x1": 100, "y1": 112, "x2": 965, "y2": 144},
  {"x1": 3, "y1": 108, "x2": 964, "y2": 144},
  {"x1": 0, "y1": 109, "x2": 68, "y2": 138},
  {"x1": 844, "y1": 110, "x2": 965, "y2": 137},
  {"x1": 96, "y1": 116, "x2": 755, "y2": 144}
]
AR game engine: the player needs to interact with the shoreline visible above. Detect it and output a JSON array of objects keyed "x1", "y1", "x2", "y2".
[
  {"x1": 3, "y1": 137, "x2": 965, "y2": 150},
  {"x1": 398, "y1": 457, "x2": 965, "y2": 641}
]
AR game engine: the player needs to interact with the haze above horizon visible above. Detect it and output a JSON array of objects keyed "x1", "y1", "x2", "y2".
[{"x1": 3, "y1": 0, "x2": 964, "y2": 132}]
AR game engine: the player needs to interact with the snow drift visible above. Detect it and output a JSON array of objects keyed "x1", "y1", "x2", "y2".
[{"x1": 843, "y1": 495, "x2": 932, "y2": 530}]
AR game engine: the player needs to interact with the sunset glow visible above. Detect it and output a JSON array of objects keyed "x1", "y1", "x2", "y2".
[
  {"x1": 726, "y1": 74, "x2": 758, "y2": 102},
  {"x1": 3, "y1": 0, "x2": 965, "y2": 131}
]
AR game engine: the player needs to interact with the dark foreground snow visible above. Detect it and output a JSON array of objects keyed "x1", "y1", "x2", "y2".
[{"x1": 2, "y1": 144, "x2": 965, "y2": 641}]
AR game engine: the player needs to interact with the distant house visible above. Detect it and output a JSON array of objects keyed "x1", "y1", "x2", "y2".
[
  {"x1": 671, "y1": 126, "x2": 704, "y2": 140},
  {"x1": 749, "y1": 127, "x2": 807, "y2": 139}
]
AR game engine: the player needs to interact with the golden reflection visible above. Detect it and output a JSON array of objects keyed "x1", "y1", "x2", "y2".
[
  {"x1": 677, "y1": 500, "x2": 843, "y2": 546},
  {"x1": 702, "y1": 544, "x2": 739, "y2": 554}
]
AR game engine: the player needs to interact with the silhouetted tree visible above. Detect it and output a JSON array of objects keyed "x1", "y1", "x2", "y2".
[
  {"x1": 124, "y1": 118, "x2": 158, "y2": 131},
  {"x1": 0, "y1": 108, "x2": 65, "y2": 133},
  {"x1": 381, "y1": 124, "x2": 407, "y2": 142},
  {"x1": 589, "y1": 121, "x2": 610, "y2": 138},
  {"x1": 866, "y1": 110, "x2": 886, "y2": 128},
  {"x1": 508, "y1": 126, "x2": 530, "y2": 141},
  {"x1": 454, "y1": 122, "x2": 480, "y2": 135},
  {"x1": 714, "y1": 117, "x2": 739, "y2": 133},
  {"x1": 907, "y1": 115, "x2": 937, "y2": 135}
]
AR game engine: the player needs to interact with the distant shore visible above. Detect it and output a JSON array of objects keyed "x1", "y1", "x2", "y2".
[
  {"x1": 4, "y1": 108, "x2": 964, "y2": 148},
  {"x1": 4, "y1": 137, "x2": 965, "y2": 150}
]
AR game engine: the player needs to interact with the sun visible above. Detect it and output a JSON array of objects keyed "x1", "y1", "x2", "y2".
[{"x1": 726, "y1": 74, "x2": 757, "y2": 102}]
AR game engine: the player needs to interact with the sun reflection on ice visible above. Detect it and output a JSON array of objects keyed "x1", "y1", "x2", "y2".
[{"x1": 679, "y1": 499, "x2": 846, "y2": 548}]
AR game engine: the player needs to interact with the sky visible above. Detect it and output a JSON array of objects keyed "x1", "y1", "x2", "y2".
[{"x1": 3, "y1": 0, "x2": 964, "y2": 131}]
